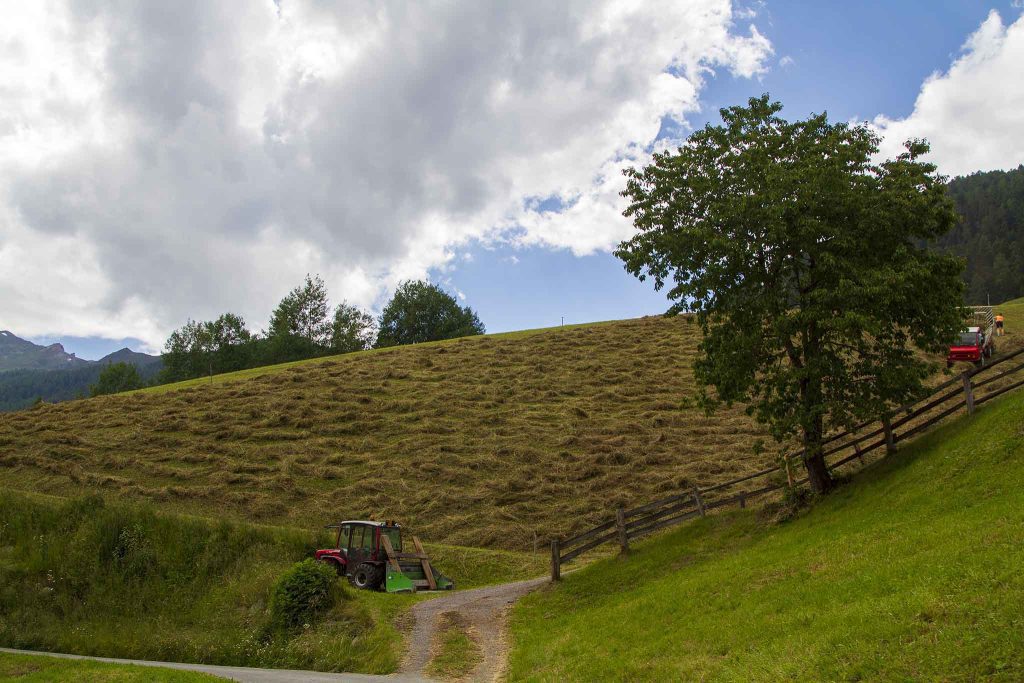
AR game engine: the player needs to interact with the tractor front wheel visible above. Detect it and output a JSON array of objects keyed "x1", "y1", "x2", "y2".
[{"x1": 349, "y1": 562, "x2": 383, "y2": 591}]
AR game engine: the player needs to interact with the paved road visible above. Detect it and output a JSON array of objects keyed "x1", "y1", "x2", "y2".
[{"x1": 0, "y1": 647, "x2": 425, "y2": 683}]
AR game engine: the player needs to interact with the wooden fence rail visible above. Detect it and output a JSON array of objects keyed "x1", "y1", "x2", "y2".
[{"x1": 550, "y1": 346, "x2": 1024, "y2": 580}]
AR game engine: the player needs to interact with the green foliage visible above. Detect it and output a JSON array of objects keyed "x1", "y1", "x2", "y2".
[
  {"x1": 617, "y1": 94, "x2": 965, "y2": 491},
  {"x1": 268, "y1": 559, "x2": 341, "y2": 632},
  {"x1": 376, "y1": 280, "x2": 485, "y2": 348},
  {"x1": 942, "y1": 164, "x2": 1024, "y2": 304},
  {"x1": 160, "y1": 314, "x2": 254, "y2": 383},
  {"x1": 156, "y1": 277, "x2": 376, "y2": 383},
  {"x1": 269, "y1": 274, "x2": 332, "y2": 348},
  {"x1": 0, "y1": 651, "x2": 221, "y2": 681},
  {"x1": 89, "y1": 362, "x2": 144, "y2": 397},
  {"x1": 509, "y1": 389, "x2": 1024, "y2": 681},
  {"x1": 331, "y1": 302, "x2": 377, "y2": 353},
  {"x1": 425, "y1": 612, "x2": 482, "y2": 679},
  {"x1": 0, "y1": 492, "x2": 400, "y2": 673}
]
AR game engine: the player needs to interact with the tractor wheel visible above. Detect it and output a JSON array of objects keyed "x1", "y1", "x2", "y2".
[{"x1": 348, "y1": 562, "x2": 383, "y2": 591}]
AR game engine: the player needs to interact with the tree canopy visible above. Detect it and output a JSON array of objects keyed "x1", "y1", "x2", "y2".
[
  {"x1": 331, "y1": 302, "x2": 377, "y2": 353},
  {"x1": 90, "y1": 362, "x2": 144, "y2": 397},
  {"x1": 160, "y1": 313, "x2": 254, "y2": 383},
  {"x1": 376, "y1": 280, "x2": 485, "y2": 348},
  {"x1": 617, "y1": 95, "x2": 965, "y2": 493}
]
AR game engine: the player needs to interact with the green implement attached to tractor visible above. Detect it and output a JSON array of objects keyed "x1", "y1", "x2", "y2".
[{"x1": 314, "y1": 520, "x2": 454, "y2": 593}]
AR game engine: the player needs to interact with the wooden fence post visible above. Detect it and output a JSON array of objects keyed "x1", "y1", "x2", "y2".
[
  {"x1": 692, "y1": 488, "x2": 706, "y2": 517},
  {"x1": 854, "y1": 441, "x2": 864, "y2": 466},
  {"x1": 550, "y1": 539, "x2": 561, "y2": 581},
  {"x1": 962, "y1": 371, "x2": 975, "y2": 415},
  {"x1": 784, "y1": 457, "x2": 794, "y2": 488},
  {"x1": 615, "y1": 506, "x2": 629, "y2": 555},
  {"x1": 738, "y1": 492, "x2": 746, "y2": 509},
  {"x1": 882, "y1": 415, "x2": 896, "y2": 454}
]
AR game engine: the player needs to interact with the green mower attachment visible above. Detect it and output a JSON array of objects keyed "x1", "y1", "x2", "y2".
[
  {"x1": 385, "y1": 561, "x2": 455, "y2": 593},
  {"x1": 381, "y1": 534, "x2": 456, "y2": 593}
]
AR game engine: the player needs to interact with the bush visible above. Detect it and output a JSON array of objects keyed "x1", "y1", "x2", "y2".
[{"x1": 269, "y1": 559, "x2": 339, "y2": 631}]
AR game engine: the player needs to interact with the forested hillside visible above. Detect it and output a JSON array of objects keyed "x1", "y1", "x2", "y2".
[{"x1": 944, "y1": 165, "x2": 1024, "y2": 304}]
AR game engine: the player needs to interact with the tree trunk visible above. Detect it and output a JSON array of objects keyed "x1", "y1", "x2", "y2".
[
  {"x1": 804, "y1": 449, "x2": 833, "y2": 494},
  {"x1": 802, "y1": 413, "x2": 833, "y2": 494}
]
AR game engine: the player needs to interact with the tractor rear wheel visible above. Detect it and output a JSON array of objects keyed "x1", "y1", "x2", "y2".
[{"x1": 349, "y1": 562, "x2": 383, "y2": 590}]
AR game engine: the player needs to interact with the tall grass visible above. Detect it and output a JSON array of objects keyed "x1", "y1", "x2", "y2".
[{"x1": 0, "y1": 492, "x2": 398, "y2": 673}]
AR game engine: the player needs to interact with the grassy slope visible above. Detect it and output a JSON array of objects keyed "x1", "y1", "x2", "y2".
[
  {"x1": 1, "y1": 303, "x2": 1021, "y2": 551},
  {"x1": 508, "y1": 386, "x2": 1024, "y2": 681},
  {"x1": 0, "y1": 315, "x2": 778, "y2": 550},
  {"x1": 0, "y1": 491, "x2": 542, "y2": 674},
  {"x1": 0, "y1": 652, "x2": 220, "y2": 682}
]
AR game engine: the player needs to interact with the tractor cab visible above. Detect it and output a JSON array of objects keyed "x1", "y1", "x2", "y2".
[
  {"x1": 947, "y1": 325, "x2": 994, "y2": 367},
  {"x1": 314, "y1": 520, "x2": 454, "y2": 593}
]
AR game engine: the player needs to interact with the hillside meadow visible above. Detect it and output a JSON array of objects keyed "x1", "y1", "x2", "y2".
[
  {"x1": 0, "y1": 301, "x2": 1019, "y2": 550},
  {"x1": 0, "y1": 315, "x2": 776, "y2": 549},
  {"x1": 509, "y1": 380, "x2": 1024, "y2": 681}
]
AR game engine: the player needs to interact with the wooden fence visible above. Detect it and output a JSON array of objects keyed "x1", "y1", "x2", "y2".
[{"x1": 550, "y1": 346, "x2": 1024, "y2": 581}]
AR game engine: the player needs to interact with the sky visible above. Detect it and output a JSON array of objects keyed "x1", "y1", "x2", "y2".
[{"x1": 2, "y1": 1, "x2": 1023, "y2": 359}]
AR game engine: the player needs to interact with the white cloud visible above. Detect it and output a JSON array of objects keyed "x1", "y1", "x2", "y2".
[
  {"x1": 0, "y1": 0, "x2": 772, "y2": 348},
  {"x1": 873, "y1": 10, "x2": 1024, "y2": 176},
  {"x1": 778, "y1": 55, "x2": 794, "y2": 68}
]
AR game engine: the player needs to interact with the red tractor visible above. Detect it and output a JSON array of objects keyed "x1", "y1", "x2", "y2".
[
  {"x1": 947, "y1": 306, "x2": 996, "y2": 369},
  {"x1": 315, "y1": 520, "x2": 454, "y2": 593},
  {"x1": 946, "y1": 326, "x2": 994, "y2": 368}
]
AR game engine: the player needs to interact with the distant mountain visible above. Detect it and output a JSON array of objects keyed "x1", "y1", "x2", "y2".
[
  {"x1": 0, "y1": 330, "x2": 89, "y2": 372},
  {"x1": 99, "y1": 347, "x2": 163, "y2": 369},
  {"x1": 0, "y1": 332, "x2": 162, "y2": 411}
]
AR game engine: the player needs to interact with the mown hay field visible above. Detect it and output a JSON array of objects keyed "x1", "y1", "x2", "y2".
[
  {"x1": 0, "y1": 316, "x2": 777, "y2": 548},
  {"x1": 1, "y1": 302, "x2": 1020, "y2": 550}
]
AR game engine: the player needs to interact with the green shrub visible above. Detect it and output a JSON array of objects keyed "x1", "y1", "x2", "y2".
[{"x1": 269, "y1": 559, "x2": 340, "y2": 631}]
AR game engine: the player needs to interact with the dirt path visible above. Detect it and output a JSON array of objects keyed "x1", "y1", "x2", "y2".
[{"x1": 402, "y1": 577, "x2": 548, "y2": 681}]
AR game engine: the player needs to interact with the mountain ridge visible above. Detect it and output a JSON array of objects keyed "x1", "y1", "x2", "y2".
[
  {"x1": 0, "y1": 331, "x2": 162, "y2": 411},
  {"x1": 0, "y1": 331, "x2": 159, "y2": 372}
]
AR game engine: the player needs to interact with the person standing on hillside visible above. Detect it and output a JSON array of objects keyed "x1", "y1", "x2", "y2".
[{"x1": 995, "y1": 313, "x2": 1005, "y2": 336}]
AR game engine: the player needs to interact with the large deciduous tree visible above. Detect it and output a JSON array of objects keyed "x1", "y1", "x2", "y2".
[
  {"x1": 90, "y1": 362, "x2": 144, "y2": 397},
  {"x1": 616, "y1": 95, "x2": 965, "y2": 493},
  {"x1": 269, "y1": 274, "x2": 332, "y2": 347},
  {"x1": 376, "y1": 280, "x2": 485, "y2": 348},
  {"x1": 265, "y1": 274, "x2": 332, "y2": 363},
  {"x1": 331, "y1": 302, "x2": 376, "y2": 353}
]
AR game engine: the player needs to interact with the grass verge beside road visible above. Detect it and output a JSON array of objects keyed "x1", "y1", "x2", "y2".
[{"x1": 0, "y1": 650, "x2": 220, "y2": 681}]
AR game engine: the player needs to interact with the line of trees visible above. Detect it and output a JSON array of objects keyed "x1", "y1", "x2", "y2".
[{"x1": 159, "y1": 277, "x2": 485, "y2": 384}]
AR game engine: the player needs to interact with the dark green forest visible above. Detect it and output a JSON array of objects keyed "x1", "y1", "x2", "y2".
[
  {"x1": 942, "y1": 165, "x2": 1024, "y2": 305},
  {"x1": 0, "y1": 362, "x2": 162, "y2": 412}
]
